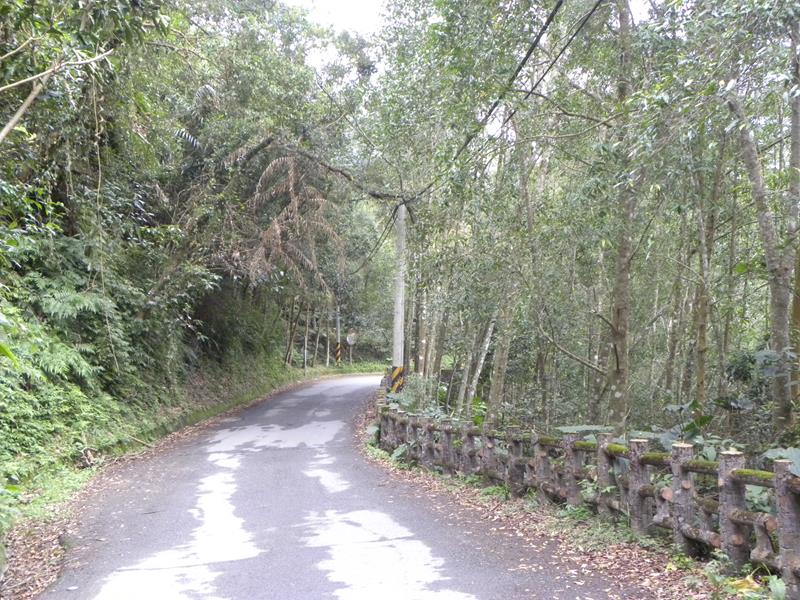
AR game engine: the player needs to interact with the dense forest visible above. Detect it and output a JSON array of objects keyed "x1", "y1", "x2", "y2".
[
  {"x1": 2, "y1": 0, "x2": 800, "y2": 564},
  {"x1": 0, "y1": 0, "x2": 396, "y2": 540}
]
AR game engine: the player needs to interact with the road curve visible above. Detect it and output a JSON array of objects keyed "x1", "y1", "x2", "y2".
[{"x1": 42, "y1": 376, "x2": 635, "y2": 600}]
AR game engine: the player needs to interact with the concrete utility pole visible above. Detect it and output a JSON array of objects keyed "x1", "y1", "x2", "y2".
[{"x1": 390, "y1": 204, "x2": 406, "y2": 392}]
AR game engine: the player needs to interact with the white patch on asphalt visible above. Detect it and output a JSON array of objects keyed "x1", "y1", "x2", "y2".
[
  {"x1": 304, "y1": 468, "x2": 350, "y2": 493},
  {"x1": 93, "y1": 419, "x2": 346, "y2": 598},
  {"x1": 207, "y1": 420, "x2": 345, "y2": 453},
  {"x1": 303, "y1": 509, "x2": 477, "y2": 600},
  {"x1": 311, "y1": 451, "x2": 335, "y2": 465},
  {"x1": 208, "y1": 453, "x2": 241, "y2": 469},
  {"x1": 304, "y1": 452, "x2": 350, "y2": 493},
  {"x1": 92, "y1": 472, "x2": 259, "y2": 600}
]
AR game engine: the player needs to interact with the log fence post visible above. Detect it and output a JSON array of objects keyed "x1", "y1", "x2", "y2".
[
  {"x1": 596, "y1": 434, "x2": 614, "y2": 516},
  {"x1": 671, "y1": 442, "x2": 700, "y2": 556},
  {"x1": 463, "y1": 426, "x2": 478, "y2": 475},
  {"x1": 533, "y1": 435, "x2": 552, "y2": 492},
  {"x1": 562, "y1": 434, "x2": 582, "y2": 505},
  {"x1": 399, "y1": 411, "x2": 410, "y2": 447},
  {"x1": 480, "y1": 428, "x2": 495, "y2": 481},
  {"x1": 505, "y1": 427, "x2": 525, "y2": 496},
  {"x1": 628, "y1": 439, "x2": 649, "y2": 534},
  {"x1": 386, "y1": 410, "x2": 397, "y2": 450},
  {"x1": 430, "y1": 421, "x2": 441, "y2": 468},
  {"x1": 775, "y1": 460, "x2": 800, "y2": 598},
  {"x1": 392, "y1": 409, "x2": 408, "y2": 448},
  {"x1": 424, "y1": 420, "x2": 436, "y2": 468},
  {"x1": 407, "y1": 414, "x2": 420, "y2": 462},
  {"x1": 378, "y1": 403, "x2": 389, "y2": 450},
  {"x1": 719, "y1": 450, "x2": 750, "y2": 570},
  {"x1": 440, "y1": 419, "x2": 454, "y2": 474}
]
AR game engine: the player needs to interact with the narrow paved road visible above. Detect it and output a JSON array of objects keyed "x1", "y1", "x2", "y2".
[{"x1": 43, "y1": 376, "x2": 634, "y2": 600}]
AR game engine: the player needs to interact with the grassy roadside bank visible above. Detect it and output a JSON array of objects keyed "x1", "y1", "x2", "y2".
[{"x1": 0, "y1": 357, "x2": 384, "y2": 590}]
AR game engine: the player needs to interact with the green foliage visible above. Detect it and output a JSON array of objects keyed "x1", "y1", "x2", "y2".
[
  {"x1": 767, "y1": 575, "x2": 787, "y2": 600},
  {"x1": 578, "y1": 478, "x2": 598, "y2": 502},
  {"x1": 693, "y1": 552, "x2": 794, "y2": 599},
  {"x1": 458, "y1": 473, "x2": 483, "y2": 487},
  {"x1": 557, "y1": 504, "x2": 593, "y2": 523},
  {"x1": 762, "y1": 448, "x2": 800, "y2": 477},
  {"x1": 365, "y1": 424, "x2": 380, "y2": 446},
  {"x1": 480, "y1": 484, "x2": 510, "y2": 500},
  {"x1": 391, "y1": 443, "x2": 409, "y2": 462},
  {"x1": 745, "y1": 485, "x2": 773, "y2": 514}
]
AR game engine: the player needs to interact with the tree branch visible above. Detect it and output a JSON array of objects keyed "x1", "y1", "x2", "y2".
[
  {"x1": 0, "y1": 48, "x2": 114, "y2": 95},
  {"x1": 538, "y1": 323, "x2": 606, "y2": 375},
  {"x1": 280, "y1": 143, "x2": 412, "y2": 203},
  {"x1": 0, "y1": 71, "x2": 54, "y2": 146},
  {"x1": 0, "y1": 36, "x2": 42, "y2": 63}
]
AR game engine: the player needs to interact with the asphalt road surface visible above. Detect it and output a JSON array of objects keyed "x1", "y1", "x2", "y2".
[{"x1": 42, "y1": 375, "x2": 636, "y2": 600}]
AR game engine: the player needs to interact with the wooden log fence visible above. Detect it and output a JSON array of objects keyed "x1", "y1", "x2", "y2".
[{"x1": 373, "y1": 394, "x2": 800, "y2": 597}]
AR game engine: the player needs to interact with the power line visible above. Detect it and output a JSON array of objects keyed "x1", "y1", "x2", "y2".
[
  {"x1": 500, "y1": 0, "x2": 606, "y2": 129},
  {"x1": 449, "y1": 0, "x2": 566, "y2": 166},
  {"x1": 356, "y1": 0, "x2": 605, "y2": 269},
  {"x1": 407, "y1": 0, "x2": 567, "y2": 204}
]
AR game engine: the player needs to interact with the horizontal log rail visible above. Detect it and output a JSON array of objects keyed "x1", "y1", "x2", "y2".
[{"x1": 373, "y1": 388, "x2": 800, "y2": 597}]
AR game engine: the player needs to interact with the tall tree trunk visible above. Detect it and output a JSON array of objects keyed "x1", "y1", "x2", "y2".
[
  {"x1": 663, "y1": 280, "x2": 685, "y2": 396},
  {"x1": 792, "y1": 251, "x2": 800, "y2": 403},
  {"x1": 789, "y1": 22, "x2": 800, "y2": 414},
  {"x1": 589, "y1": 290, "x2": 609, "y2": 423},
  {"x1": 423, "y1": 300, "x2": 440, "y2": 379},
  {"x1": 728, "y1": 91, "x2": 796, "y2": 432},
  {"x1": 404, "y1": 284, "x2": 414, "y2": 376},
  {"x1": 692, "y1": 136, "x2": 723, "y2": 414},
  {"x1": 413, "y1": 278, "x2": 425, "y2": 373},
  {"x1": 303, "y1": 304, "x2": 310, "y2": 371},
  {"x1": 466, "y1": 310, "x2": 499, "y2": 411},
  {"x1": 456, "y1": 323, "x2": 476, "y2": 418},
  {"x1": 325, "y1": 313, "x2": 331, "y2": 367},
  {"x1": 312, "y1": 311, "x2": 321, "y2": 367},
  {"x1": 717, "y1": 180, "x2": 738, "y2": 399},
  {"x1": 285, "y1": 297, "x2": 300, "y2": 366},
  {"x1": 431, "y1": 309, "x2": 449, "y2": 385},
  {"x1": 682, "y1": 287, "x2": 697, "y2": 404},
  {"x1": 486, "y1": 304, "x2": 514, "y2": 426},
  {"x1": 606, "y1": 0, "x2": 636, "y2": 432}
]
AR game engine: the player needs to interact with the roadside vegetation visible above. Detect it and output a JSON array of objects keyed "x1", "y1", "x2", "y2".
[
  {"x1": 3, "y1": 0, "x2": 800, "y2": 594},
  {"x1": 0, "y1": 1, "x2": 393, "y2": 575}
]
